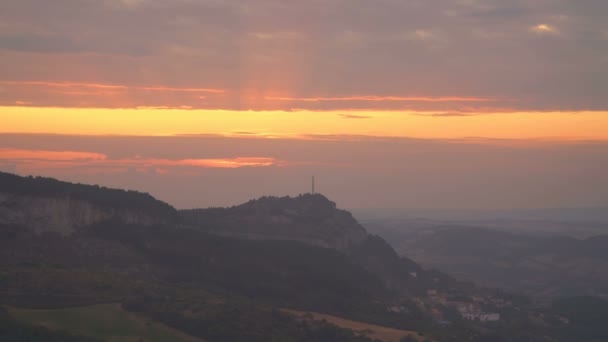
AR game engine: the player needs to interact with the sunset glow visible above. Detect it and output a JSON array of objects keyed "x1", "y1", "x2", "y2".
[
  {"x1": 1, "y1": 0, "x2": 607, "y2": 209},
  {"x1": 1, "y1": 106, "x2": 606, "y2": 141},
  {"x1": 264, "y1": 95, "x2": 496, "y2": 103}
]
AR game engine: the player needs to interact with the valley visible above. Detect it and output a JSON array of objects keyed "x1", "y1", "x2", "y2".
[{"x1": 1, "y1": 172, "x2": 607, "y2": 341}]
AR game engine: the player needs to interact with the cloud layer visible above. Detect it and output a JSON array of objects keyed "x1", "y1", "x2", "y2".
[{"x1": 1, "y1": 0, "x2": 607, "y2": 110}]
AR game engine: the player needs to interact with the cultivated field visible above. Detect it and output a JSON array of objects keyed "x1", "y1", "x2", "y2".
[
  {"x1": 6, "y1": 303, "x2": 204, "y2": 342},
  {"x1": 283, "y1": 308, "x2": 429, "y2": 342}
]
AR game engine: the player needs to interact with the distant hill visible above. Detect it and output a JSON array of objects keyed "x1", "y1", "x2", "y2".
[
  {"x1": 374, "y1": 224, "x2": 608, "y2": 298},
  {"x1": 353, "y1": 207, "x2": 608, "y2": 224}
]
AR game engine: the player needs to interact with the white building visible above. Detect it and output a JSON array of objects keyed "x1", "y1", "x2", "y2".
[{"x1": 458, "y1": 305, "x2": 500, "y2": 322}]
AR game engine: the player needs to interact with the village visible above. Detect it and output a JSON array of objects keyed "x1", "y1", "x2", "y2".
[{"x1": 389, "y1": 288, "x2": 508, "y2": 325}]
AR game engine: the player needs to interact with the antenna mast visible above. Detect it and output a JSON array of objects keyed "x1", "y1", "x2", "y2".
[{"x1": 312, "y1": 176, "x2": 315, "y2": 194}]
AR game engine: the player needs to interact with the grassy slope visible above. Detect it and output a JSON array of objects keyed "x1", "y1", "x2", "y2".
[
  {"x1": 6, "y1": 303, "x2": 204, "y2": 342},
  {"x1": 282, "y1": 308, "x2": 429, "y2": 342}
]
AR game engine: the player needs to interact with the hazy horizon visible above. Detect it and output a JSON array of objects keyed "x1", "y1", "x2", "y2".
[{"x1": 1, "y1": 132, "x2": 607, "y2": 210}]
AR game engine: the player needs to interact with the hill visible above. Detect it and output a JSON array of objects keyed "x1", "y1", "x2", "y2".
[
  {"x1": 0, "y1": 171, "x2": 604, "y2": 341},
  {"x1": 181, "y1": 194, "x2": 368, "y2": 251},
  {"x1": 181, "y1": 194, "x2": 457, "y2": 296}
]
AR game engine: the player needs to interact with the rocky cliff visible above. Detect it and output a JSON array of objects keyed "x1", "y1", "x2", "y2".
[
  {"x1": 0, "y1": 172, "x2": 177, "y2": 235},
  {"x1": 0, "y1": 193, "x2": 170, "y2": 235}
]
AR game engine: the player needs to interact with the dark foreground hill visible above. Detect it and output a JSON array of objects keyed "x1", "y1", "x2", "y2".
[{"x1": 1, "y1": 171, "x2": 606, "y2": 341}]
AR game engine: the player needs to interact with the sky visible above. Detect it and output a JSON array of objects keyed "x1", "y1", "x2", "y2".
[{"x1": 1, "y1": 0, "x2": 607, "y2": 210}]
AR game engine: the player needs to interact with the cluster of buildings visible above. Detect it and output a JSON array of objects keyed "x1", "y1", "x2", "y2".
[
  {"x1": 457, "y1": 304, "x2": 501, "y2": 322},
  {"x1": 392, "y1": 289, "x2": 504, "y2": 324}
]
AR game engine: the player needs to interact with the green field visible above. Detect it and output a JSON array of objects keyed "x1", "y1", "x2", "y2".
[{"x1": 6, "y1": 303, "x2": 204, "y2": 342}]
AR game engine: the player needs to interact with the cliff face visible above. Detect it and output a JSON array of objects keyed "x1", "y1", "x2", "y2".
[
  {"x1": 0, "y1": 172, "x2": 178, "y2": 235},
  {"x1": 181, "y1": 194, "x2": 368, "y2": 251},
  {"x1": 0, "y1": 192, "x2": 169, "y2": 235}
]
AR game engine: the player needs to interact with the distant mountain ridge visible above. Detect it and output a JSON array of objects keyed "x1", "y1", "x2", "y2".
[
  {"x1": 354, "y1": 206, "x2": 608, "y2": 224},
  {"x1": 375, "y1": 224, "x2": 608, "y2": 298}
]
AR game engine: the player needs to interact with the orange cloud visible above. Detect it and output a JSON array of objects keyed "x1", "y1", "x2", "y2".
[
  {"x1": 0, "y1": 80, "x2": 225, "y2": 94},
  {"x1": 530, "y1": 24, "x2": 559, "y2": 35},
  {"x1": 139, "y1": 86, "x2": 225, "y2": 94},
  {"x1": 0, "y1": 148, "x2": 284, "y2": 175},
  {"x1": 2, "y1": 80, "x2": 507, "y2": 111},
  {"x1": 174, "y1": 157, "x2": 280, "y2": 168},
  {"x1": 266, "y1": 95, "x2": 496, "y2": 103},
  {"x1": 46, "y1": 90, "x2": 124, "y2": 96},
  {"x1": 135, "y1": 105, "x2": 194, "y2": 110},
  {"x1": 121, "y1": 157, "x2": 282, "y2": 169},
  {"x1": 338, "y1": 113, "x2": 373, "y2": 119},
  {"x1": 0, "y1": 148, "x2": 106, "y2": 161},
  {"x1": 0, "y1": 81, "x2": 128, "y2": 90}
]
